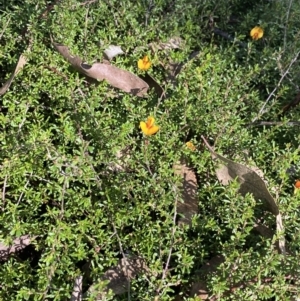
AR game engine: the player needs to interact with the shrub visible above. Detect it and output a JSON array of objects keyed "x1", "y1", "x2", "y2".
[{"x1": 0, "y1": 0, "x2": 300, "y2": 300}]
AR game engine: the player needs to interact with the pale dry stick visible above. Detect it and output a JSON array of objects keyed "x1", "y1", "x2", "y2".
[
  {"x1": 28, "y1": 174, "x2": 52, "y2": 184},
  {"x1": 284, "y1": 0, "x2": 294, "y2": 52},
  {"x1": 70, "y1": 275, "x2": 83, "y2": 301},
  {"x1": 145, "y1": 0, "x2": 154, "y2": 26},
  {"x1": 247, "y1": 121, "x2": 300, "y2": 127},
  {"x1": 252, "y1": 50, "x2": 300, "y2": 122},
  {"x1": 71, "y1": 0, "x2": 99, "y2": 7},
  {"x1": 76, "y1": 88, "x2": 100, "y2": 127},
  {"x1": 41, "y1": 245, "x2": 59, "y2": 301},
  {"x1": 0, "y1": 15, "x2": 11, "y2": 41},
  {"x1": 2, "y1": 175, "x2": 7, "y2": 211},
  {"x1": 16, "y1": 175, "x2": 31, "y2": 207},
  {"x1": 83, "y1": 7, "x2": 90, "y2": 60},
  {"x1": 17, "y1": 103, "x2": 30, "y2": 134},
  {"x1": 59, "y1": 176, "x2": 68, "y2": 217}
]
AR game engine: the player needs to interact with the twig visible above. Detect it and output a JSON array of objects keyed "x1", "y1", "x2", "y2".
[
  {"x1": 284, "y1": 0, "x2": 294, "y2": 52},
  {"x1": 70, "y1": 276, "x2": 83, "y2": 301},
  {"x1": 201, "y1": 135, "x2": 215, "y2": 153},
  {"x1": 16, "y1": 175, "x2": 31, "y2": 207},
  {"x1": 71, "y1": 0, "x2": 99, "y2": 8},
  {"x1": 154, "y1": 184, "x2": 178, "y2": 299},
  {"x1": 213, "y1": 27, "x2": 247, "y2": 48},
  {"x1": 1, "y1": 175, "x2": 7, "y2": 212},
  {"x1": 17, "y1": 103, "x2": 29, "y2": 134},
  {"x1": 111, "y1": 222, "x2": 131, "y2": 301},
  {"x1": 42, "y1": 173, "x2": 67, "y2": 300},
  {"x1": 145, "y1": 0, "x2": 154, "y2": 26},
  {"x1": 247, "y1": 121, "x2": 300, "y2": 127},
  {"x1": 252, "y1": 51, "x2": 300, "y2": 122},
  {"x1": 0, "y1": 15, "x2": 11, "y2": 41}
]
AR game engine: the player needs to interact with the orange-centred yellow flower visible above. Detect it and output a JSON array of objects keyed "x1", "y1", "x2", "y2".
[
  {"x1": 186, "y1": 141, "x2": 196, "y2": 151},
  {"x1": 250, "y1": 26, "x2": 264, "y2": 40},
  {"x1": 140, "y1": 116, "x2": 159, "y2": 136},
  {"x1": 138, "y1": 55, "x2": 151, "y2": 71}
]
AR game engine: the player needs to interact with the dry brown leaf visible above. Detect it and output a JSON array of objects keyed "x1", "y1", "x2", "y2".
[
  {"x1": 173, "y1": 160, "x2": 198, "y2": 226},
  {"x1": 201, "y1": 136, "x2": 279, "y2": 215},
  {"x1": 202, "y1": 136, "x2": 286, "y2": 254},
  {"x1": 0, "y1": 53, "x2": 28, "y2": 96},
  {"x1": 149, "y1": 36, "x2": 184, "y2": 52},
  {"x1": 107, "y1": 147, "x2": 131, "y2": 172},
  {"x1": 190, "y1": 256, "x2": 224, "y2": 300},
  {"x1": 0, "y1": 234, "x2": 33, "y2": 260},
  {"x1": 254, "y1": 220, "x2": 287, "y2": 254},
  {"x1": 140, "y1": 73, "x2": 165, "y2": 98},
  {"x1": 84, "y1": 256, "x2": 148, "y2": 300},
  {"x1": 165, "y1": 50, "x2": 200, "y2": 83},
  {"x1": 53, "y1": 42, "x2": 149, "y2": 97}
]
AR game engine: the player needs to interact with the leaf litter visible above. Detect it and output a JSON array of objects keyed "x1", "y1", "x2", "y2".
[
  {"x1": 0, "y1": 50, "x2": 29, "y2": 96},
  {"x1": 103, "y1": 45, "x2": 124, "y2": 60},
  {"x1": 52, "y1": 41, "x2": 149, "y2": 97},
  {"x1": 201, "y1": 136, "x2": 286, "y2": 255},
  {"x1": 83, "y1": 255, "x2": 148, "y2": 300},
  {"x1": 173, "y1": 159, "x2": 198, "y2": 226}
]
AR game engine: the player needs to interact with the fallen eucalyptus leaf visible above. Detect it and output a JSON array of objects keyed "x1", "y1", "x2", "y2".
[
  {"x1": 173, "y1": 160, "x2": 198, "y2": 226},
  {"x1": 84, "y1": 255, "x2": 148, "y2": 300},
  {"x1": 190, "y1": 255, "x2": 224, "y2": 300},
  {"x1": 103, "y1": 45, "x2": 124, "y2": 60},
  {"x1": 140, "y1": 73, "x2": 165, "y2": 98},
  {"x1": 201, "y1": 136, "x2": 279, "y2": 215},
  {"x1": 0, "y1": 234, "x2": 33, "y2": 260},
  {"x1": 53, "y1": 42, "x2": 148, "y2": 97},
  {"x1": 149, "y1": 36, "x2": 184, "y2": 52},
  {"x1": 107, "y1": 147, "x2": 131, "y2": 172},
  {"x1": 0, "y1": 53, "x2": 28, "y2": 96},
  {"x1": 202, "y1": 136, "x2": 286, "y2": 255},
  {"x1": 165, "y1": 50, "x2": 200, "y2": 83},
  {"x1": 254, "y1": 220, "x2": 287, "y2": 254}
]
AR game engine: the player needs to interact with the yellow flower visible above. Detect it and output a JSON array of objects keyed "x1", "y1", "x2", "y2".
[
  {"x1": 138, "y1": 55, "x2": 151, "y2": 71},
  {"x1": 186, "y1": 141, "x2": 196, "y2": 151},
  {"x1": 250, "y1": 26, "x2": 264, "y2": 40},
  {"x1": 140, "y1": 116, "x2": 159, "y2": 136}
]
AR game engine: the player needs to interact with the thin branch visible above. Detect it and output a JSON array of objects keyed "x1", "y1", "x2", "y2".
[
  {"x1": 0, "y1": 15, "x2": 11, "y2": 41},
  {"x1": 71, "y1": 0, "x2": 99, "y2": 8},
  {"x1": 17, "y1": 103, "x2": 29, "y2": 134},
  {"x1": 247, "y1": 120, "x2": 300, "y2": 127},
  {"x1": 111, "y1": 222, "x2": 131, "y2": 301},
  {"x1": 145, "y1": 0, "x2": 154, "y2": 26},
  {"x1": 16, "y1": 175, "x2": 32, "y2": 207},
  {"x1": 213, "y1": 27, "x2": 247, "y2": 48},
  {"x1": 252, "y1": 51, "x2": 300, "y2": 122},
  {"x1": 283, "y1": 0, "x2": 294, "y2": 52},
  {"x1": 154, "y1": 184, "x2": 178, "y2": 299},
  {"x1": 70, "y1": 276, "x2": 83, "y2": 301},
  {"x1": 162, "y1": 188, "x2": 177, "y2": 282},
  {"x1": 1, "y1": 175, "x2": 7, "y2": 212}
]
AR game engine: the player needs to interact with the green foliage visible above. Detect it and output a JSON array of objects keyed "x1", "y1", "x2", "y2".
[{"x1": 1, "y1": 0, "x2": 300, "y2": 300}]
